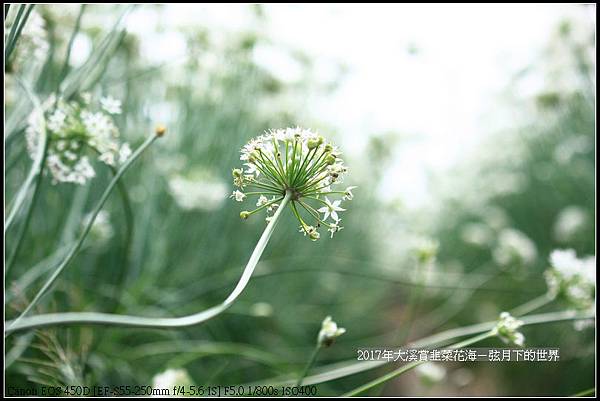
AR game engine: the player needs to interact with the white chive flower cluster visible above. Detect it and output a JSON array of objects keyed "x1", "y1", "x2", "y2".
[
  {"x1": 317, "y1": 316, "x2": 346, "y2": 347},
  {"x1": 492, "y1": 312, "x2": 525, "y2": 347},
  {"x1": 230, "y1": 127, "x2": 356, "y2": 241},
  {"x1": 545, "y1": 249, "x2": 595, "y2": 310},
  {"x1": 26, "y1": 95, "x2": 131, "y2": 185}
]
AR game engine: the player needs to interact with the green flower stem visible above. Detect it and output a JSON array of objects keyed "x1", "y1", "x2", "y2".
[
  {"x1": 5, "y1": 190, "x2": 293, "y2": 335},
  {"x1": 297, "y1": 344, "x2": 321, "y2": 386},
  {"x1": 271, "y1": 137, "x2": 288, "y2": 184},
  {"x1": 290, "y1": 201, "x2": 309, "y2": 233},
  {"x1": 5, "y1": 81, "x2": 50, "y2": 274},
  {"x1": 291, "y1": 147, "x2": 317, "y2": 187},
  {"x1": 294, "y1": 150, "x2": 326, "y2": 188},
  {"x1": 245, "y1": 180, "x2": 282, "y2": 193},
  {"x1": 343, "y1": 331, "x2": 495, "y2": 396},
  {"x1": 245, "y1": 196, "x2": 284, "y2": 216},
  {"x1": 297, "y1": 171, "x2": 330, "y2": 193},
  {"x1": 249, "y1": 157, "x2": 282, "y2": 187},
  {"x1": 510, "y1": 293, "x2": 554, "y2": 317},
  {"x1": 7, "y1": 134, "x2": 159, "y2": 331},
  {"x1": 299, "y1": 148, "x2": 330, "y2": 179},
  {"x1": 298, "y1": 200, "x2": 333, "y2": 229},
  {"x1": 258, "y1": 150, "x2": 285, "y2": 186},
  {"x1": 5, "y1": 4, "x2": 35, "y2": 63},
  {"x1": 243, "y1": 191, "x2": 281, "y2": 196}
]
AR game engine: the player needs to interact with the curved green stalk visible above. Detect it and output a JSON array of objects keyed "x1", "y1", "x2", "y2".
[
  {"x1": 5, "y1": 79, "x2": 48, "y2": 238},
  {"x1": 5, "y1": 190, "x2": 293, "y2": 335},
  {"x1": 297, "y1": 344, "x2": 321, "y2": 386},
  {"x1": 7, "y1": 134, "x2": 159, "y2": 330},
  {"x1": 510, "y1": 293, "x2": 554, "y2": 317},
  {"x1": 5, "y1": 4, "x2": 35, "y2": 63}
]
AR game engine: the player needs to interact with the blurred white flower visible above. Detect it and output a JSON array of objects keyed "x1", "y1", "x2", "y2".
[
  {"x1": 545, "y1": 249, "x2": 595, "y2": 309},
  {"x1": 553, "y1": 206, "x2": 588, "y2": 243},
  {"x1": 5, "y1": 9, "x2": 48, "y2": 69},
  {"x1": 553, "y1": 135, "x2": 591, "y2": 165},
  {"x1": 100, "y1": 96, "x2": 122, "y2": 115},
  {"x1": 168, "y1": 171, "x2": 228, "y2": 211},
  {"x1": 82, "y1": 210, "x2": 114, "y2": 245},
  {"x1": 461, "y1": 223, "x2": 494, "y2": 247},
  {"x1": 151, "y1": 369, "x2": 192, "y2": 395},
  {"x1": 249, "y1": 302, "x2": 274, "y2": 317},
  {"x1": 411, "y1": 236, "x2": 439, "y2": 265},
  {"x1": 416, "y1": 362, "x2": 446, "y2": 385},
  {"x1": 493, "y1": 228, "x2": 537, "y2": 268},
  {"x1": 493, "y1": 312, "x2": 525, "y2": 346},
  {"x1": 318, "y1": 316, "x2": 346, "y2": 347}
]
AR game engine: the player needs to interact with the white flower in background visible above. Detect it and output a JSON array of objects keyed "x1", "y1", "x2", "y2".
[
  {"x1": 493, "y1": 312, "x2": 525, "y2": 346},
  {"x1": 151, "y1": 369, "x2": 192, "y2": 395},
  {"x1": 25, "y1": 95, "x2": 130, "y2": 185},
  {"x1": 492, "y1": 228, "x2": 537, "y2": 268},
  {"x1": 317, "y1": 316, "x2": 346, "y2": 347},
  {"x1": 5, "y1": 9, "x2": 49, "y2": 69},
  {"x1": 545, "y1": 249, "x2": 595, "y2": 310},
  {"x1": 317, "y1": 197, "x2": 346, "y2": 222},
  {"x1": 168, "y1": 170, "x2": 228, "y2": 212},
  {"x1": 553, "y1": 206, "x2": 588, "y2": 243},
  {"x1": 231, "y1": 128, "x2": 355, "y2": 240},
  {"x1": 461, "y1": 223, "x2": 494, "y2": 247},
  {"x1": 100, "y1": 96, "x2": 122, "y2": 115},
  {"x1": 249, "y1": 302, "x2": 274, "y2": 317},
  {"x1": 82, "y1": 210, "x2": 114, "y2": 244},
  {"x1": 411, "y1": 236, "x2": 439, "y2": 265},
  {"x1": 553, "y1": 135, "x2": 591, "y2": 165},
  {"x1": 416, "y1": 362, "x2": 446, "y2": 385}
]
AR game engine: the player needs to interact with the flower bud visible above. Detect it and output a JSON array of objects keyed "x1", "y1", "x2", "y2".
[
  {"x1": 155, "y1": 124, "x2": 166, "y2": 137},
  {"x1": 325, "y1": 154, "x2": 336, "y2": 165},
  {"x1": 232, "y1": 168, "x2": 243, "y2": 178},
  {"x1": 307, "y1": 138, "x2": 320, "y2": 150},
  {"x1": 240, "y1": 211, "x2": 250, "y2": 220}
]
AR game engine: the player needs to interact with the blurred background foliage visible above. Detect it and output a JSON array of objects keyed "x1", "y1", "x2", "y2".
[{"x1": 4, "y1": 4, "x2": 595, "y2": 396}]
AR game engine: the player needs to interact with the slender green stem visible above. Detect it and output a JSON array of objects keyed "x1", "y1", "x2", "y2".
[
  {"x1": 245, "y1": 196, "x2": 283, "y2": 217},
  {"x1": 291, "y1": 147, "x2": 316, "y2": 187},
  {"x1": 6, "y1": 129, "x2": 49, "y2": 274},
  {"x1": 298, "y1": 200, "x2": 333, "y2": 229},
  {"x1": 8, "y1": 134, "x2": 159, "y2": 330},
  {"x1": 297, "y1": 344, "x2": 321, "y2": 386},
  {"x1": 572, "y1": 388, "x2": 596, "y2": 397},
  {"x1": 343, "y1": 331, "x2": 495, "y2": 396},
  {"x1": 5, "y1": 79, "x2": 48, "y2": 235},
  {"x1": 510, "y1": 293, "x2": 553, "y2": 317},
  {"x1": 5, "y1": 191, "x2": 293, "y2": 335},
  {"x1": 5, "y1": 4, "x2": 34, "y2": 63}
]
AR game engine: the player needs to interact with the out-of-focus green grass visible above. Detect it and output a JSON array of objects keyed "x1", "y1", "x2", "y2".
[{"x1": 5, "y1": 5, "x2": 595, "y2": 396}]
